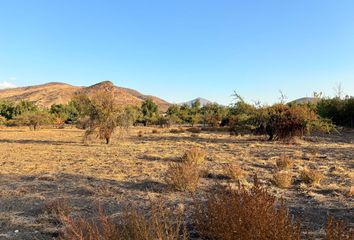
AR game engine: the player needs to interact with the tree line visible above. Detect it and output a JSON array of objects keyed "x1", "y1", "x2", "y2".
[{"x1": 0, "y1": 91, "x2": 353, "y2": 143}]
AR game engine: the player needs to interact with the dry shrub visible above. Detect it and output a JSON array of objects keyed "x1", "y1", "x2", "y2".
[
  {"x1": 59, "y1": 204, "x2": 187, "y2": 240},
  {"x1": 44, "y1": 198, "x2": 73, "y2": 217},
  {"x1": 138, "y1": 130, "x2": 143, "y2": 137},
  {"x1": 276, "y1": 155, "x2": 294, "y2": 171},
  {"x1": 326, "y1": 217, "x2": 354, "y2": 240},
  {"x1": 273, "y1": 171, "x2": 293, "y2": 189},
  {"x1": 300, "y1": 169, "x2": 324, "y2": 185},
  {"x1": 165, "y1": 161, "x2": 200, "y2": 192},
  {"x1": 223, "y1": 163, "x2": 246, "y2": 182},
  {"x1": 193, "y1": 176, "x2": 301, "y2": 239},
  {"x1": 170, "y1": 128, "x2": 185, "y2": 134},
  {"x1": 182, "y1": 148, "x2": 206, "y2": 165},
  {"x1": 186, "y1": 127, "x2": 201, "y2": 133},
  {"x1": 152, "y1": 129, "x2": 159, "y2": 134}
]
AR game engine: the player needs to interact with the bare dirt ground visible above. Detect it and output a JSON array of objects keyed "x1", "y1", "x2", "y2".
[{"x1": 0, "y1": 127, "x2": 353, "y2": 239}]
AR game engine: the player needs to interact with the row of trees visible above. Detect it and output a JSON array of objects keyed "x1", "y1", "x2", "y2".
[{"x1": 0, "y1": 91, "x2": 353, "y2": 143}]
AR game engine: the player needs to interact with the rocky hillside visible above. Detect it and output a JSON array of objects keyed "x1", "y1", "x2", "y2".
[{"x1": 0, "y1": 81, "x2": 170, "y2": 111}]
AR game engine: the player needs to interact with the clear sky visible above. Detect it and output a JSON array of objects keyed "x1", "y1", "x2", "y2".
[{"x1": 0, "y1": 0, "x2": 353, "y2": 105}]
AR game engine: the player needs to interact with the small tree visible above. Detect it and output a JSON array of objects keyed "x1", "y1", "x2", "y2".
[
  {"x1": 166, "y1": 104, "x2": 182, "y2": 126},
  {"x1": 14, "y1": 111, "x2": 53, "y2": 130},
  {"x1": 141, "y1": 98, "x2": 159, "y2": 126},
  {"x1": 0, "y1": 100, "x2": 15, "y2": 120},
  {"x1": 72, "y1": 91, "x2": 130, "y2": 144},
  {"x1": 201, "y1": 103, "x2": 227, "y2": 127}
]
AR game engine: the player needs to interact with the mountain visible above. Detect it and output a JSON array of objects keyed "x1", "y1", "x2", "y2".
[
  {"x1": 0, "y1": 81, "x2": 170, "y2": 111},
  {"x1": 289, "y1": 97, "x2": 320, "y2": 104},
  {"x1": 180, "y1": 97, "x2": 213, "y2": 107}
]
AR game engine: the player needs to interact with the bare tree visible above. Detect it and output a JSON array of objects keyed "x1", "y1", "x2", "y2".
[{"x1": 333, "y1": 83, "x2": 344, "y2": 99}]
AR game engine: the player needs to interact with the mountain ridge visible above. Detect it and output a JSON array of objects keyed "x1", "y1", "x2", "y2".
[{"x1": 0, "y1": 81, "x2": 170, "y2": 111}]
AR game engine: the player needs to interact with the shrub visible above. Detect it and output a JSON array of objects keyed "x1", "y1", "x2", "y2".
[
  {"x1": 317, "y1": 96, "x2": 354, "y2": 128},
  {"x1": 326, "y1": 217, "x2": 354, "y2": 240},
  {"x1": 59, "y1": 203, "x2": 187, "y2": 240},
  {"x1": 193, "y1": 176, "x2": 301, "y2": 239},
  {"x1": 264, "y1": 104, "x2": 319, "y2": 141},
  {"x1": 300, "y1": 169, "x2": 324, "y2": 185},
  {"x1": 223, "y1": 163, "x2": 246, "y2": 182},
  {"x1": 170, "y1": 128, "x2": 184, "y2": 134},
  {"x1": 165, "y1": 161, "x2": 200, "y2": 192},
  {"x1": 152, "y1": 129, "x2": 159, "y2": 134},
  {"x1": 13, "y1": 111, "x2": 53, "y2": 130},
  {"x1": 182, "y1": 148, "x2": 206, "y2": 165},
  {"x1": 138, "y1": 130, "x2": 143, "y2": 137},
  {"x1": 276, "y1": 155, "x2": 294, "y2": 171},
  {"x1": 273, "y1": 171, "x2": 293, "y2": 189},
  {"x1": 186, "y1": 127, "x2": 201, "y2": 133},
  {"x1": 0, "y1": 115, "x2": 6, "y2": 125}
]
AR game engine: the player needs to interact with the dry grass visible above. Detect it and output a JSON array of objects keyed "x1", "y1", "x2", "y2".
[
  {"x1": 193, "y1": 176, "x2": 302, "y2": 239},
  {"x1": 0, "y1": 127, "x2": 352, "y2": 239},
  {"x1": 300, "y1": 168, "x2": 324, "y2": 185},
  {"x1": 60, "y1": 203, "x2": 187, "y2": 240},
  {"x1": 223, "y1": 163, "x2": 246, "y2": 182},
  {"x1": 273, "y1": 171, "x2": 293, "y2": 189},
  {"x1": 326, "y1": 217, "x2": 354, "y2": 240},
  {"x1": 276, "y1": 155, "x2": 294, "y2": 171}
]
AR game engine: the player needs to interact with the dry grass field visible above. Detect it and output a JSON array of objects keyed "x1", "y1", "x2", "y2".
[{"x1": 0, "y1": 127, "x2": 353, "y2": 239}]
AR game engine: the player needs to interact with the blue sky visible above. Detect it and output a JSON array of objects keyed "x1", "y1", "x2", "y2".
[{"x1": 0, "y1": 0, "x2": 353, "y2": 104}]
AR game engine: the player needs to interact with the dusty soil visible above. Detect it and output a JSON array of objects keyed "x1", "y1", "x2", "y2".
[{"x1": 0, "y1": 127, "x2": 353, "y2": 239}]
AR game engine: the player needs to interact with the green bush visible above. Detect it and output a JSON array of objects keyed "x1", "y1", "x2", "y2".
[
  {"x1": 317, "y1": 97, "x2": 354, "y2": 128},
  {"x1": 13, "y1": 111, "x2": 53, "y2": 130}
]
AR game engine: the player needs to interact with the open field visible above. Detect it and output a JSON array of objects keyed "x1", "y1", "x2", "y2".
[{"x1": 0, "y1": 127, "x2": 353, "y2": 239}]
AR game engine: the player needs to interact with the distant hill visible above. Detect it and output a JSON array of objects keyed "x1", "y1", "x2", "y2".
[
  {"x1": 0, "y1": 81, "x2": 170, "y2": 111},
  {"x1": 180, "y1": 97, "x2": 213, "y2": 107},
  {"x1": 289, "y1": 97, "x2": 320, "y2": 104}
]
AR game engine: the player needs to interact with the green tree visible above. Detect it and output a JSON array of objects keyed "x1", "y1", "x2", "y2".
[
  {"x1": 13, "y1": 100, "x2": 38, "y2": 116},
  {"x1": 141, "y1": 99, "x2": 159, "y2": 126},
  {"x1": 0, "y1": 100, "x2": 15, "y2": 120},
  {"x1": 201, "y1": 103, "x2": 227, "y2": 127},
  {"x1": 166, "y1": 104, "x2": 182, "y2": 126},
  {"x1": 72, "y1": 91, "x2": 130, "y2": 144}
]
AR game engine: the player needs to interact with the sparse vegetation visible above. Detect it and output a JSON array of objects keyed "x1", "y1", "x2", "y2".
[
  {"x1": 276, "y1": 155, "x2": 294, "y2": 171},
  {"x1": 223, "y1": 163, "x2": 246, "y2": 182},
  {"x1": 300, "y1": 168, "x2": 324, "y2": 185}
]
